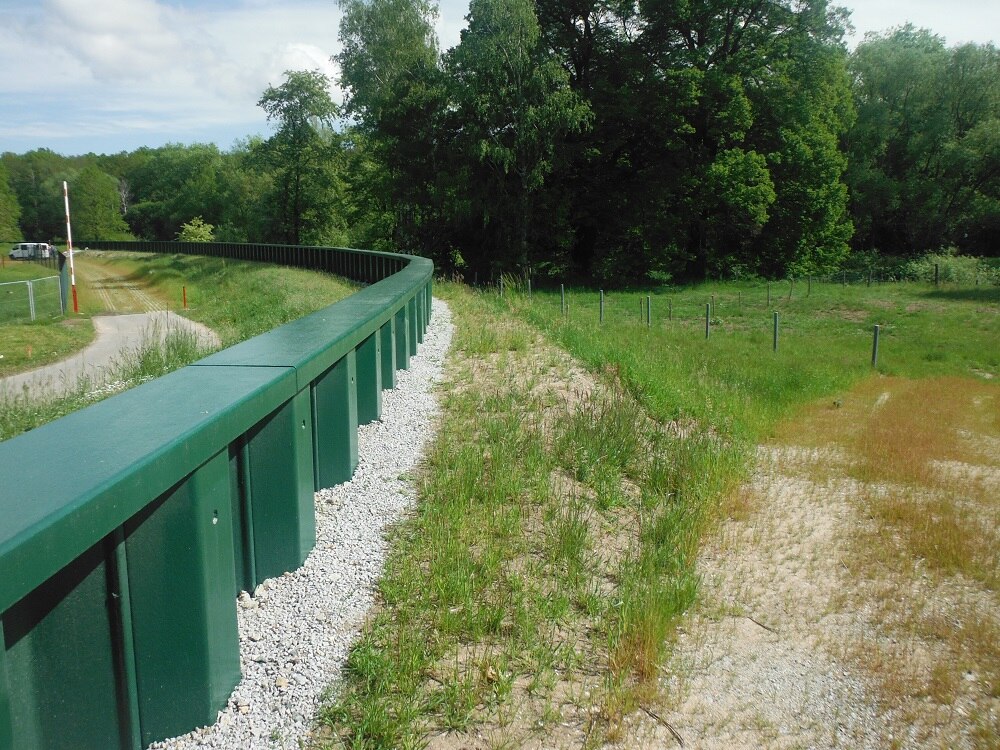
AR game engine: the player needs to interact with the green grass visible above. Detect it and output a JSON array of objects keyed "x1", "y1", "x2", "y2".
[
  {"x1": 0, "y1": 263, "x2": 78, "y2": 372},
  {"x1": 0, "y1": 260, "x2": 60, "y2": 283},
  {"x1": 519, "y1": 278, "x2": 998, "y2": 440},
  {"x1": 319, "y1": 283, "x2": 744, "y2": 746},
  {"x1": 0, "y1": 320, "x2": 94, "y2": 378},
  {"x1": 0, "y1": 252, "x2": 356, "y2": 440},
  {"x1": 319, "y1": 274, "x2": 998, "y2": 747},
  {"x1": 81, "y1": 251, "x2": 358, "y2": 345}
]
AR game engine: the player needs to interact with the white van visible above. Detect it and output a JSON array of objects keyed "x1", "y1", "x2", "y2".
[{"x1": 8, "y1": 243, "x2": 56, "y2": 260}]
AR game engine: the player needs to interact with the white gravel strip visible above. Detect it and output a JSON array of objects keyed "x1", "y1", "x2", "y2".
[{"x1": 150, "y1": 297, "x2": 453, "y2": 750}]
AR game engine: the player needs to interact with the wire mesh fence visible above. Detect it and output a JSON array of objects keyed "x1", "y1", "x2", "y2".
[{"x1": 0, "y1": 276, "x2": 64, "y2": 323}]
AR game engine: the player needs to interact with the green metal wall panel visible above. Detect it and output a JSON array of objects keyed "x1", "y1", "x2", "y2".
[
  {"x1": 245, "y1": 390, "x2": 316, "y2": 583},
  {"x1": 380, "y1": 319, "x2": 397, "y2": 390},
  {"x1": 415, "y1": 291, "x2": 424, "y2": 345},
  {"x1": 313, "y1": 352, "x2": 359, "y2": 488},
  {"x1": 2, "y1": 541, "x2": 127, "y2": 750},
  {"x1": 407, "y1": 297, "x2": 418, "y2": 357},
  {"x1": 395, "y1": 307, "x2": 410, "y2": 371},
  {"x1": 124, "y1": 451, "x2": 240, "y2": 747},
  {"x1": 0, "y1": 366, "x2": 298, "y2": 619},
  {"x1": 356, "y1": 333, "x2": 382, "y2": 425}
]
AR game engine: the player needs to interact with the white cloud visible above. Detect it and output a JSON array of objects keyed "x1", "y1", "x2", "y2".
[
  {"x1": 842, "y1": 0, "x2": 1000, "y2": 47},
  {"x1": 45, "y1": 0, "x2": 199, "y2": 81},
  {"x1": 436, "y1": 0, "x2": 468, "y2": 51},
  {"x1": 0, "y1": 0, "x2": 345, "y2": 153}
]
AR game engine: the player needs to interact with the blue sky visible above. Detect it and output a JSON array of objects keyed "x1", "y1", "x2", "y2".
[{"x1": 1, "y1": 0, "x2": 997, "y2": 157}]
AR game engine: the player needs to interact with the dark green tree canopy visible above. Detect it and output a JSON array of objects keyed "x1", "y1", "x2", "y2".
[
  {"x1": 72, "y1": 165, "x2": 132, "y2": 241},
  {"x1": 845, "y1": 26, "x2": 1000, "y2": 255},
  {"x1": 0, "y1": 161, "x2": 21, "y2": 241}
]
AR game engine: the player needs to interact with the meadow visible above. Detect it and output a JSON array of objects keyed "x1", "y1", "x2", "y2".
[{"x1": 320, "y1": 274, "x2": 998, "y2": 748}]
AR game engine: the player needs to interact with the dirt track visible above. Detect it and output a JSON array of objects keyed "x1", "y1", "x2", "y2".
[{"x1": 73, "y1": 254, "x2": 169, "y2": 313}]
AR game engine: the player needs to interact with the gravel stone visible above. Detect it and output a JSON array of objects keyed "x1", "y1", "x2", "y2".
[{"x1": 148, "y1": 298, "x2": 453, "y2": 750}]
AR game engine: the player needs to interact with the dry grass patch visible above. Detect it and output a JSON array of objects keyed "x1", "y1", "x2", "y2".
[
  {"x1": 790, "y1": 375, "x2": 1000, "y2": 747},
  {"x1": 644, "y1": 374, "x2": 998, "y2": 749}
]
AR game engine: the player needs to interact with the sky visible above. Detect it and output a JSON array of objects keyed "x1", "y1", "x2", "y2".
[{"x1": 0, "y1": 0, "x2": 997, "y2": 157}]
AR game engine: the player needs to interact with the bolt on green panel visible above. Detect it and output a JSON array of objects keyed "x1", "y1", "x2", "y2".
[
  {"x1": 313, "y1": 352, "x2": 359, "y2": 488},
  {"x1": 124, "y1": 451, "x2": 240, "y2": 747},
  {"x1": 244, "y1": 390, "x2": 316, "y2": 584},
  {"x1": 355, "y1": 333, "x2": 382, "y2": 425},
  {"x1": 407, "y1": 297, "x2": 418, "y2": 357},
  {"x1": 395, "y1": 306, "x2": 410, "y2": 371},
  {"x1": 2, "y1": 541, "x2": 129, "y2": 750},
  {"x1": 379, "y1": 319, "x2": 397, "y2": 391}
]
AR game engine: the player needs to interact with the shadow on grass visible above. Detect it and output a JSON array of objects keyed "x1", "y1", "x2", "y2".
[{"x1": 921, "y1": 286, "x2": 1000, "y2": 304}]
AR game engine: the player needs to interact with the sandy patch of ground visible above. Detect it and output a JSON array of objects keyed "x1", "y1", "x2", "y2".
[
  {"x1": 613, "y1": 443, "x2": 888, "y2": 749},
  {"x1": 616, "y1": 378, "x2": 999, "y2": 749}
]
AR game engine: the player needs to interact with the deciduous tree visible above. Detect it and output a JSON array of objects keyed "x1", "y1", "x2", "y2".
[
  {"x1": 72, "y1": 165, "x2": 132, "y2": 240},
  {"x1": 446, "y1": 0, "x2": 591, "y2": 274},
  {"x1": 176, "y1": 216, "x2": 215, "y2": 242},
  {"x1": 0, "y1": 162, "x2": 22, "y2": 241},
  {"x1": 845, "y1": 28, "x2": 1000, "y2": 255},
  {"x1": 337, "y1": 0, "x2": 453, "y2": 264},
  {"x1": 256, "y1": 70, "x2": 346, "y2": 246}
]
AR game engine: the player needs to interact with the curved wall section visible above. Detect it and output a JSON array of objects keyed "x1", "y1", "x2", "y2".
[{"x1": 0, "y1": 243, "x2": 433, "y2": 750}]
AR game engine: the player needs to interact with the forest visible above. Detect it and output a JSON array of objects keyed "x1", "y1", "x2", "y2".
[{"x1": 1, "y1": 0, "x2": 997, "y2": 284}]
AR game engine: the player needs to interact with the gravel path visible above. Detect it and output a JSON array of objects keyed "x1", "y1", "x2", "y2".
[
  {"x1": 0, "y1": 311, "x2": 220, "y2": 399},
  {"x1": 149, "y1": 297, "x2": 453, "y2": 750}
]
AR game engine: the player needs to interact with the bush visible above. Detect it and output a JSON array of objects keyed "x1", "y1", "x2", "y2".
[{"x1": 902, "y1": 250, "x2": 1000, "y2": 285}]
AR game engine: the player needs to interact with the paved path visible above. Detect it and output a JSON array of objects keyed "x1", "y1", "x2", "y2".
[{"x1": 0, "y1": 311, "x2": 221, "y2": 399}]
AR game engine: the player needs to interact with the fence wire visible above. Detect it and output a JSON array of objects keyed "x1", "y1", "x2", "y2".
[{"x1": 0, "y1": 276, "x2": 63, "y2": 323}]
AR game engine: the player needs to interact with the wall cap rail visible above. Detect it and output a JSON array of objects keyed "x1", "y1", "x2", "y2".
[
  {"x1": 0, "y1": 242, "x2": 431, "y2": 613},
  {"x1": 0, "y1": 242, "x2": 432, "y2": 750}
]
